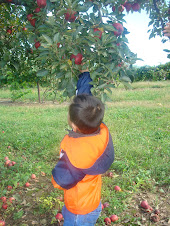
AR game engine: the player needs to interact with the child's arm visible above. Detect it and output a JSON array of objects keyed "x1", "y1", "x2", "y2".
[
  {"x1": 51, "y1": 150, "x2": 85, "y2": 190},
  {"x1": 76, "y1": 71, "x2": 93, "y2": 96}
]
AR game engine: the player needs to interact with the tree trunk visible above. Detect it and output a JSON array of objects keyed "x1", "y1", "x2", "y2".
[{"x1": 37, "y1": 81, "x2": 41, "y2": 103}]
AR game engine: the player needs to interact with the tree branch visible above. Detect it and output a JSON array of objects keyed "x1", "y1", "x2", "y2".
[
  {"x1": 0, "y1": 0, "x2": 28, "y2": 6},
  {"x1": 153, "y1": 0, "x2": 165, "y2": 29}
]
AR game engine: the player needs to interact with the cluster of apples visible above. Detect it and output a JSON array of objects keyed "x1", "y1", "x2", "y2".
[
  {"x1": 102, "y1": 185, "x2": 121, "y2": 224},
  {"x1": 27, "y1": 0, "x2": 47, "y2": 49},
  {"x1": 0, "y1": 196, "x2": 15, "y2": 211},
  {"x1": 112, "y1": 1, "x2": 140, "y2": 13},
  {"x1": 102, "y1": 202, "x2": 119, "y2": 224},
  {"x1": 4, "y1": 156, "x2": 16, "y2": 168},
  {"x1": 140, "y1": 200, "x2": 160, "y2": 222}
]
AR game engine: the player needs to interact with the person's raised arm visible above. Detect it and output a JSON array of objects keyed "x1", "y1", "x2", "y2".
[{"x1": 76, "y1": 67, "x2": 93, "y2": 96}]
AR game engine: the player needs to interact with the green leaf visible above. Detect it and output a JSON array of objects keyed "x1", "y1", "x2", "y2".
[
  {"x1": 53, "y1": 33, "x2": 60, "y2": 43},
  {"x1": 0, "y1": 61, "x2": 6, "y2": 68},
  {"x1": 119, "y1": 76, "x2": 131, "y2": 83},
  {"x1": 163, "y1": 49, "x2": 170, "y2": 53},
  {"x1": 42, "y1": 35, "x2": 53, "y2": 45},
  {"x1": 37, "y1": 69, "x2": 49, "y2": 77},
  {"x1": 103, "y1": 24, "x2": 116, "y2": 32}
]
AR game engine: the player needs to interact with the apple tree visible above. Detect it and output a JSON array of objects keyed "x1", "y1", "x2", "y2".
[{"x1": 0, "y1": 0, "x2": 169, "y2": 102}]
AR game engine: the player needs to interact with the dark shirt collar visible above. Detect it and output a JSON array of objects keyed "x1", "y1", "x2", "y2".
[{"x1": 67, "y1": 128, "x2": 100, "y2": 138}]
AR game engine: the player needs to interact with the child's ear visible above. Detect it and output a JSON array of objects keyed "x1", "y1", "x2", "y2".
[{"x1": 71, "y1": 123, "x2": 78, "y2": 132}]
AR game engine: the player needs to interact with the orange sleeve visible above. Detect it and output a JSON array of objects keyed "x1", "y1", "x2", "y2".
[{"x1": 51, "y1": 176, "x2": 65, "y2": 191}]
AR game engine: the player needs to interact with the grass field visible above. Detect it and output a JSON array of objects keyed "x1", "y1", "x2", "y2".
[{"x1": 0, "y1": 81, "x2": 169, "y2": 225}]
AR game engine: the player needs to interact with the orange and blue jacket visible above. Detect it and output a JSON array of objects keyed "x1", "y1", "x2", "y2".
[{"x1": 51, "y1": 122, "x2": 114, "y2": 214}]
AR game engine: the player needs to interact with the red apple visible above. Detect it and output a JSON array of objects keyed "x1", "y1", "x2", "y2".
[
  {"x1": 104, "y1": 217, "x2": 111, "y2": 225},
  {"x1": 25, "y1": 182, "x2": 30, "y2": 187},
  {"x1": 2, "y1": 131, "x2": 5, "y2": 133},
  {"x1": 31, "y1": 174, "x2": 36, "y2": 179},
  {"x1": 107, "y1": 172, "x2": 113, "y2": 177},
  {"x1": 116, "y1": 43, "x2": 120, "y2": 46},
  {"x1": 103, "y1": 202, "x2": 110, "y2": 208},
  {"x1": 112, "y1": 23, "x2": 124, "y2": 36},
  {"x1": 93, "y1": 28, "x2": 103, "y2": 39},
  {"x1": 0, "y1": 220, "x2": 5, "y2": 226},
  {"x1": 5, "y1": 160, "x2": 11, "y2": 166},
  {"x1": 64, "y1": 9, "x2": 77, "y2": 22},
  {"x1": 7, "y1": 146, "x2": 11, "y2": 149},
  {"x1": 57, "y1": 43, "x2": 60, "y2": 48},
  {"x1": 27, "y1": 14, "x2": 33, "y2": 21},
  {"x1": 37, "y1": 0, "x2": 46, "y2": 8},
  {"x1": 69, "y1": 13, "x2": 76, "y2": 22},
  {"x1": 2, "y1": 203, "x2": 8, "y2": 210},
  {"x1": 0, "y1": 197, "x2": 6, "y2": 203},
  {"x1": 140, "y1": 200, "x2": 149, "y2": 209},
  {"x1": 35, "y1": 7, "x2": 41, "y2": 13},
  {"x1": 7, "y1": 186, "x2": 13, "y2": 191},
  {"x1": 132, "y1": 3, "x2": 140, "y2": 12},
  {"x1": 6, "y1": 29, "x2": 12, "y2": 34},
  {"x1": 9, "y1": 197, "x2": 15, "y2": 203},
  {"x1": 74, "y1": 53, "x2": 83, "y2": 65},
  {"x1": 7, "y1": 162, "x2": 13, "y2": 168},
  {"x1": 118, "y1": 5, "x2": 124, "y2": 12},
  {"x1": 112, "y1": 6, "x2": 115, "y2": 12},
  {"x1": 4, "y1": 157, "x2": 9, "y2": 160},
  {"x1": 30, "y1": 18, "x2": 36, "y2": 27},
  {"x1": 22, "y1": 27, "x2": 27, "y2": 31},
  {"x1": 124, "y1": 2, "x2": 132, "y2": 12},
  {"x1": 110, "y1": 214, "x2": 118, "y2": 222},
  {"x1": 11, "y1": 161, "x2": 16, "y2": 166},
  {"x1": 55, "y1": 213, "x2": 63, "y2": 221},
  {"x1": 114, "y1": 185, "x2": 121, "y2": 191},
  {"x1": 35, "y1": 41, "x2": 41, "y2": 49}
]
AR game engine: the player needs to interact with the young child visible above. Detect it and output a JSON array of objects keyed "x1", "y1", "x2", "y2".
[{"x1": 51, "y1": 71, "x2": 114, "y2": 226}]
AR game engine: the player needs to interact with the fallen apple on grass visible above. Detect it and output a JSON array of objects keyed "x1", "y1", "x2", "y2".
[
  {"x1": 25, "y1": 182, "x2": 30, "y2": 187},
  {"x1": 31, "y1": 174, "x2": 36, "y2": 179},
  {"x1": 5, "y1": 160, "x2": 11, "y2": 166},
  {"x1": 0, "y1": 220, "x2": 5, "y2": 226},
  {"x1": 140, "y1": 200, "x2": 149, "y2": 209},
  {"x1": 110, "y1": 214, "x2": 118, "y2": 222},
  {"x1": 7, "y1": 186, "x2": 13, "y2": 191},
  {"x1": 103, "y1": 202, "x2": 110, "y2": 208},
  {"x1": 114, "y1": 185, "x2": 121, "y2": 191},
  {"x1": 9, "y1": 197, "x2": 15, "y2": 203},
  {"x1": 2, "y1": 203, "x2": 8, "y2": 210},
  {"x1": 104, "y1": 217, "x2": 111, "y2": 225},
  {"x1": 4, "y1": 156, "x2": 9, "y2": 160},
  {"x1": 55, "y1": 213, "x2": 63, "y2": 221},
  {"x1": 0, "y1": 197, "x2": 6, "y2": 203}
]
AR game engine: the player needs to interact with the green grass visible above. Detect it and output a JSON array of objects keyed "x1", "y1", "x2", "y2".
[{"x1": 0, "y1": 81, "x2": 170, "y2": 225}]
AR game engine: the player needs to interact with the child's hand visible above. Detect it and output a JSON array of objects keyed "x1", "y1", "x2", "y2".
[{"x1": 79, "y1": 62, "x2": 89, "y2": 73}]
